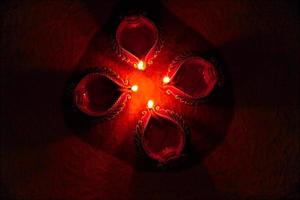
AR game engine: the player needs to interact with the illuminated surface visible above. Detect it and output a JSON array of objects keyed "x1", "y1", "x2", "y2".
[
  {"x1": 126, "y1": 71, "x2": 169, "y2": 116},
  {"x1": 71, "y1": 14, "x2": 223, "y2": 168}
]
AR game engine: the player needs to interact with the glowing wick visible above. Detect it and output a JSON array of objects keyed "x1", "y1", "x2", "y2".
[
  {"x1": 137, "y1": 61, "x2": 145, "y2": 70},
  {"x1": 131, "y1": 85, "x2": 138, "y2": 92},
  {"x1": 163, "y1": 76, "x2": 170, "y2": 84},
  {"x1": 147, "y1": 99, "x2": 154, "y2": 109}
]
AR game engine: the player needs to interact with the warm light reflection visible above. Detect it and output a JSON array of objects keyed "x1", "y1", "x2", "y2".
[
  {"x1": 131, "y1": 85, "x2": 138, "y2": 92},
  {"x1": 137, "y1": 61, "x2": 145, "y2": 70},
  {"x1": 147, "y1": 99, "x2": 154, "y2": 109},
  {"x1": 163, "y1": 76, "x2": 170, "y2": 84}
]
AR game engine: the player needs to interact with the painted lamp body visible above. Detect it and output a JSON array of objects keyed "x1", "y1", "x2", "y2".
[
  {"x1": 115, "y1": 15, "x2": 162, "y2": 69},
  {"x1": 136, "y1": 107, "x2": 190, "y2": 166},
  {"x1": 163, "y1": 56, "x2": 220, "y2": 105},
  {"x1": 73, "y1": 67, "x2": 131, "y2": 120}
]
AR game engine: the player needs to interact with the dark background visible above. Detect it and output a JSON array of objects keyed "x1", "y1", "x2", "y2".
[{"x1": 1, "y1": 0, "x2": 299, "y2": 199}]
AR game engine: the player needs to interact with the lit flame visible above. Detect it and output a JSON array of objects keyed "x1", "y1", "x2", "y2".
[
  {"x1": 147, "y1": 99, "x2": 154, "y2": 109},
  {"x1": 137, "y1": 61, "x2": 145, "y2": 70},
  {"x1": 163, "y1": 76, "x2": 170, "y2": 84},
  {"x1": 131, "y1": 85, "x2": 138, "y2": 92}
]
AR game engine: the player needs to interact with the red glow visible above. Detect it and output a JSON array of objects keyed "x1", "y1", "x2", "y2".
[
  {"x1": 70, "y1": 15, "x2": 222, "y2": 167},
  {"x1": 126, "y1": 69, "x2": 170, "y2": 116}
]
